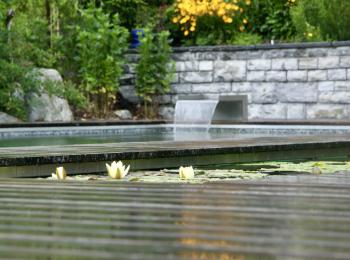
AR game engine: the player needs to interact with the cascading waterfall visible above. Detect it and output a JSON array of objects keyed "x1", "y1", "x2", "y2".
[{"x1": 173, "y1": 100, "x2": 219, "y2": 141}]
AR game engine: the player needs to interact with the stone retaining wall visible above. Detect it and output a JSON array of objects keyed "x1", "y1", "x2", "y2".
[{"x1": 121, "y1": 42, "x2": 350, "y2": 121}]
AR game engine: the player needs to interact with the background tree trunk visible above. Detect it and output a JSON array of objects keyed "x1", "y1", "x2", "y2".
[{"x1": 45, "y1": 0, "x2": 52, "y2": 48}]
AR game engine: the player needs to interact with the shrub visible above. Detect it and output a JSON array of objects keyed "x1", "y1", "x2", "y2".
[
  {"x1": 43, "y1": 80, "x2": 87, "y2": 110},
  {"x1": 230, "y1": 32, "x2": 263, "y2": 45},
  {"x1": 291, "y1": 0, "x2": 350, "y2": 41},
  {"x1": 245, "y1": 0, "x2": 295, "y2": 42},
  {"x1": 0, "y1": 60, "x2": 37, "y2": 120},
  {"x1": 290, "y1": 1, "x2": 323, "y2": 42},
  {"x1": 135, "y1": 28, "x2": 175, "y2": 118},
  {"x1": 0, "y1": 7, "x2": 38, "y2": 120},
  {"x1": 75, "y1": 5, "x2": 129, "y2": 117},
  {"x1": 102, "y1": 0, "x2": 146, "y2": 29}
]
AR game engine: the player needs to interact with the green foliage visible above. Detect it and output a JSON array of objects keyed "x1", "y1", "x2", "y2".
[
  {"x1": 0, "y1": 31, "x2": 37, "y2": 120},
  {"x1": 229, "y1": 32, "x2": 263, "y2": 46},
  {"x1": 291, "y1": 0, "x2": 350, "y2": 41},
  {"x1": 290, "y1": 2, "x2": 323, "y2": 42},
  {"x1": 135, "y1": 28, "x2": 175, "y2": 118},
  {"x1": 75, "y1": 5, "x2": 129, "y2": 116},
  {"x1": 246, "y1": 0, "x2": 295, "y2": 41},
  {"x1": 43, "y1": 80, "x2": 87, "y2": 110},
  {"x1": 3, "y1": 1, "x2": 54, "y2": 68},
  {"x1": 98, "y1": 0, "x2": 174, "y2": 30},
  {"x1": 3, "y1": 0, "x2": 350, "y2": 121},
  {"x1": 192, "y1": 16, "x2": 229, "y2": 46},
  {"x1": 102, "y1": 0, "x2": 146, "y2": 29}
]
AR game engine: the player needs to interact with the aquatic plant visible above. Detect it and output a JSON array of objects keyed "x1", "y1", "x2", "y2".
[
  {"x1": 179, "y1": 166, "x2": 195, "y2": 180},
  {"x1": 106, "y1": 161, "x2": 130, "y2": 179},
  {"x1": 52, "y1": 166, "x2": 67, "y2": 180}
]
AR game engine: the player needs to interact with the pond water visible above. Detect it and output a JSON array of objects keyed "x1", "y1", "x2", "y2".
[
  {"x1": 0, "y1": 133, "x2": 171, "y2": 147},
  {"x1": 2, "y1": 124, "x2": 350, "y2": 148}
]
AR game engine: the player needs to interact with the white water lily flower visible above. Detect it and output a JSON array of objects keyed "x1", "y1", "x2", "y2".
[
  {"x1": 179, "y1": 166, "x2": 194, "y2": 180},
  {"x1": 106, "y1": 161, "x2": 130, "y2": 179},
  {"x1": 52, "y1": 166, "x2": 67, "y2": 180}
]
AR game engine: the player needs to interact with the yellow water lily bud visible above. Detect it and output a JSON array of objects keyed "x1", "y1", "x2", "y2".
[
  {"x1": 179, "y1": 166, "x2": 194, "y2": 180},
  {"x1": 52, "y1": 166, "x2": 67, "y2": 180},
  {"x1": 106, "y1": 161, "x2": 130, "y2": 179}
]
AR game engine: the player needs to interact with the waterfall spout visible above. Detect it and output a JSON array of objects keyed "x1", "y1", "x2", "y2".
[
  {"x1": 174, "y1": 100, "x2": 219, "y2": 126},
  {"x1": 173, "y1": 95, "x2": 248, "y2": 141}
]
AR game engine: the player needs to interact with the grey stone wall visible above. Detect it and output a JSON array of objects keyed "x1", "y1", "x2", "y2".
[{"x1": 122, "y1": 42, "x2": 350, "y2": 121}]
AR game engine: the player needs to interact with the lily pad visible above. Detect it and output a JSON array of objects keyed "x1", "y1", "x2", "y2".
[
  {"x1": 44, "y1": 159, "x2": 350, "y2": 183},
  {"x1": 233, "y1": 160, "x2": 350, "y2": 175}
]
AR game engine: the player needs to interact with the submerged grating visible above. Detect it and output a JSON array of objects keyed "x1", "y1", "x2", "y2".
[{"x1": 0, "y1": 173, "x2": 350, "y2": 259}]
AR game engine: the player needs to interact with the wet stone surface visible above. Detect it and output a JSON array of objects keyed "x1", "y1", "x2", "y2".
[
  {"x1": 1, "y1": 167, "x2": 350, "y2": 259},
  {"x1": 2, "y1": 135, "x2": 350, "y2": 167}
]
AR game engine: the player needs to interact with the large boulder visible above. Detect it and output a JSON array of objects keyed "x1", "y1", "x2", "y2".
[
  {"x1": 159, "y1": 106, "x2": 175, "y2": 120},
  {"x1": 37, "y1": 68, "x2": 63, "y2": 83},
  {"x1": 119, "y1": 85, "x2": 140, "y2": 104},
  {"x1": 114, "y1": 109, "x2": 133, "y2": 120},
  {"x1": 27, "y1": 69, "x2": 74, "y2": 122},
  {"x1": 28, "y1": 93, "x2": 74, "y2": 122},
  {"x1": 0, "y1": 112, "x2": 21, "y2": 123}
]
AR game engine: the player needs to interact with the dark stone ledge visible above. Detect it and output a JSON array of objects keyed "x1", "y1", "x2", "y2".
[
  {"x1": 3, "y1": 119, "x2": 350, "y2": 128},
  {"x1": 0, "y1": 120, "x2": 166, "y2": 128},
  {"x1": 126, "y1": 41, "x2": 350, "y2": 54},
  {"x1": 1, "y1": 137, "x2": 350, "y2": 167}
]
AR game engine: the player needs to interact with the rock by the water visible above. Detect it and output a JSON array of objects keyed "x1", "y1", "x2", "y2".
[
  {"x1": 27, "y1": 68, "x2": 74, "y2": 122},
  {"x1": 114, "y1": 109, "x2": 133, "y2": 120},
  {"x1": 159, "y1": 106, "x2": 175, "y2": 120},
  {"x1": 119, "y1": 85, "x2": 140, "y2": 104},
  {"x1": 0, "y1": 112, "x2": 21, "y2": 123},
  {"x1": 28, "y1": 93, "x2": 74, "y2": 122}
]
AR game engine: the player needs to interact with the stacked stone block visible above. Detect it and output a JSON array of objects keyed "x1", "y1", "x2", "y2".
[{"x1": 122, "y1": 43, "x2": 350, "y2": 120}]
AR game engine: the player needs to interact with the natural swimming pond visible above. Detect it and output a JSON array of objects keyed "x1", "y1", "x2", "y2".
[
  {"x1": 2, "y1": 124, "x2": 350, "y2": 148},
  {"x1": 46, "y1": 159, "x2": 350, "y2": 184},
  {"x1": 1, "y1": 124, "x2": 350, "y2": 178}
]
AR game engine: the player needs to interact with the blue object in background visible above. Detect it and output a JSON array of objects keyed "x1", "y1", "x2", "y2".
[{"x1": 130, "y1": 29, "x2": 144, "y2": 48}]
